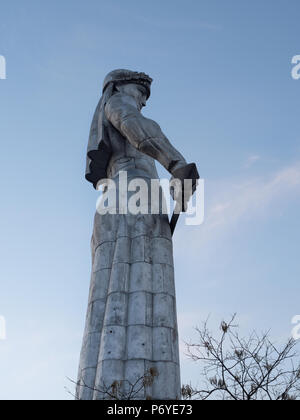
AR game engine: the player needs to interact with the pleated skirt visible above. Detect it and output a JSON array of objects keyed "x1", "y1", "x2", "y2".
[{"x1": 77, "y1": 179, "x2": 181, "y2": 400}]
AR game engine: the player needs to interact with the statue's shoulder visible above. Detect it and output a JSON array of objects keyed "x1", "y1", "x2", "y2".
[{"x1": 106, "y1": 93, "x2": 137, "y2": 113}]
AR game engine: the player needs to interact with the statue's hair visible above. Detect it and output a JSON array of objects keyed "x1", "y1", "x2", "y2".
[{"x1": 85, "y1": 83, "x2": 115, "y2": 187}]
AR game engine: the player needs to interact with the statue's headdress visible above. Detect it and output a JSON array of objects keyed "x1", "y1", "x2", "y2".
[
  {"x1": 86, "y1": 69, "x2": 153, "y2": 188},
  {"x1": 102, "y1": 69, "x2": 153, "y2": 99}
]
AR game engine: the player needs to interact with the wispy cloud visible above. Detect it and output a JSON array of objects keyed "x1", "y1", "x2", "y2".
[
  {"x1": 208, "y1": 162, "x2": 300, "y2": 229},
  {"x1": 244, "y1": 154, "x2": 261, "y2": 169},
  {"x1": 177, "y1": 161, "x2": 300, "y2": 249}
]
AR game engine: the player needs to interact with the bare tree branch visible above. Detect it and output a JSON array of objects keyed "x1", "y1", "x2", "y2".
[{"x1": 182, "y1": 315, "x2": 300, "y2": 400}]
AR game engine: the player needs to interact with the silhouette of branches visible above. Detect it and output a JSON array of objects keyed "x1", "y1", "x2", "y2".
[
  {"x1": 69, "y1": 367, "x2": 158, "y2": 400},
  {"x1": 182, "y1": 315, "x2": 300, "y2": 400}
]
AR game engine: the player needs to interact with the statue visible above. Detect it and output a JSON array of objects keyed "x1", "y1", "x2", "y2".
[{"x1": 76, "y1": 70, "x2": 199, "y2": 400}]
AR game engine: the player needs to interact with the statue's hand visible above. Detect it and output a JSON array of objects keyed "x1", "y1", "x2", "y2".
[{"x1": 170, "y1": 163, "x2": 199, "y2": 212}]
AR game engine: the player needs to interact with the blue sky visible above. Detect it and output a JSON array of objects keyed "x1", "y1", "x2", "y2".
[{"x1": 0, "y1": 0, "x2": 299, "y2": 399}]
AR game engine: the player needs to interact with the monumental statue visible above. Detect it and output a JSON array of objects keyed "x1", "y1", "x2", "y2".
[{"x1": 76, "y1": 69, "x2": 199, "y2": 400}]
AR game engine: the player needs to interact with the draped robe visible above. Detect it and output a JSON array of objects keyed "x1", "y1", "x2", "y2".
[{"x1": 77, "y1": 92, "x2": 187, "y2": 400}]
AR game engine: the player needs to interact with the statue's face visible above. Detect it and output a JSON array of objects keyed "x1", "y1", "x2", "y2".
[{"x1": 117, "y1": 83, "x2": 148, "y2": 111}]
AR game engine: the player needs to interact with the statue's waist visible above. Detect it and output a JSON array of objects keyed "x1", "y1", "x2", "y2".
[{"x1": 107, "y1": 156, "x2": 158, "y2": 179}]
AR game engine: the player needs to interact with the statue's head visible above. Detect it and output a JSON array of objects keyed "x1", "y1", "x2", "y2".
[{"x1": 103, "y1": 69, "x2": 153, "y2": 110}]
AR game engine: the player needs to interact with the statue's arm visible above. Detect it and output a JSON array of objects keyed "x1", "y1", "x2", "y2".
[{"x1": 105, "y1": 93, "x2": 187, "y2": 174}]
